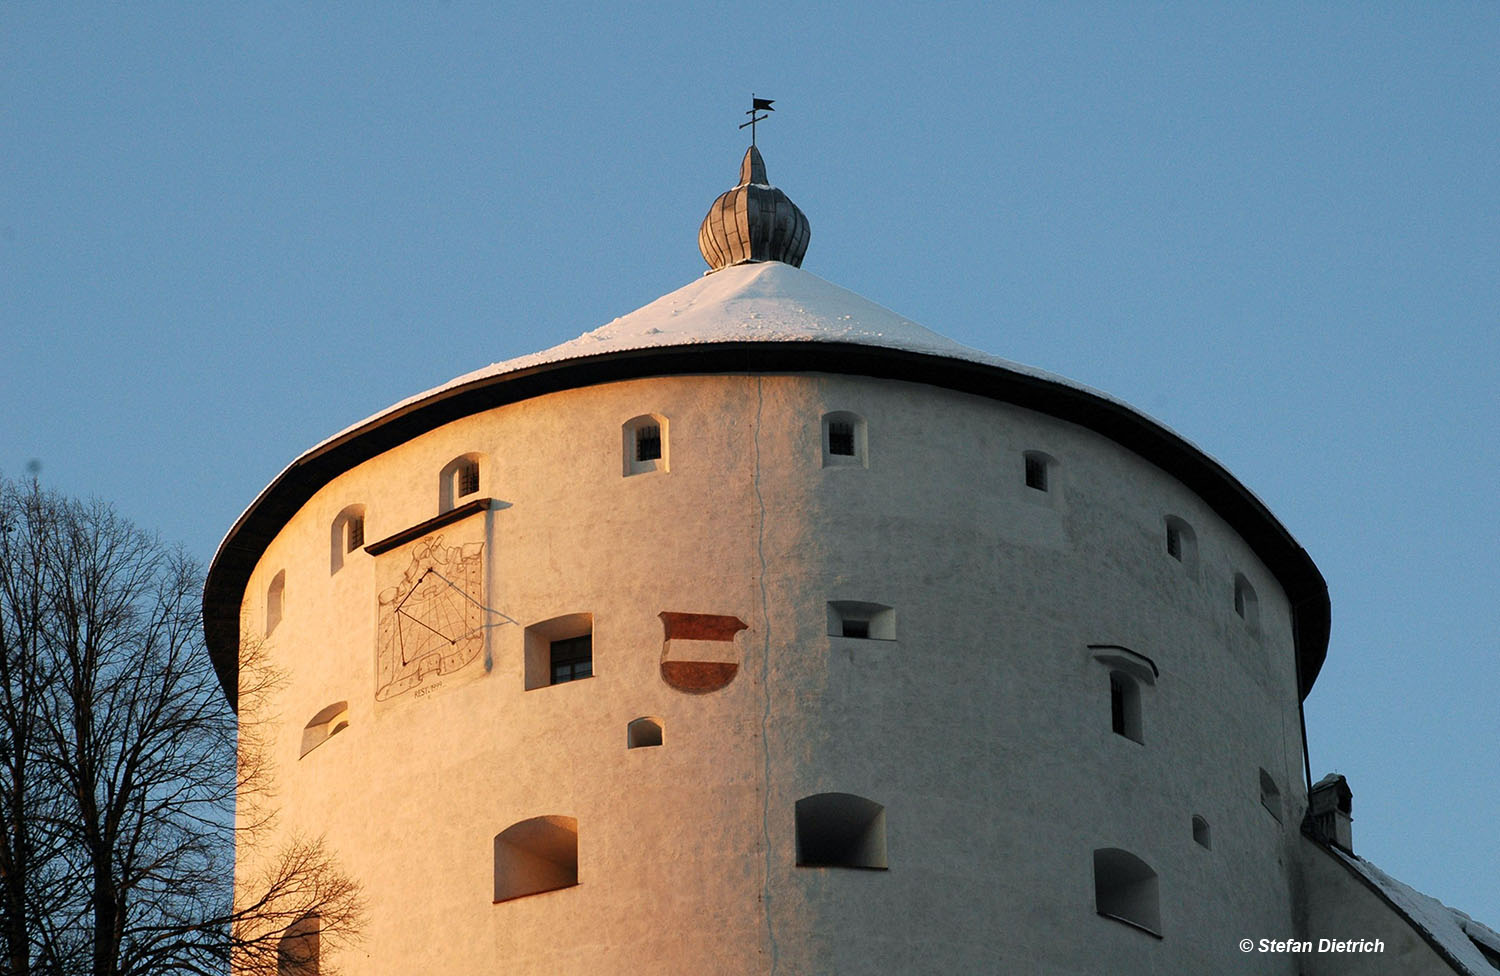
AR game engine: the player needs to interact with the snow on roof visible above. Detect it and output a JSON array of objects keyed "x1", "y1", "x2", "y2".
[
  {"x1": 317, "y1": 260, "x2": 1119, "y2": 450},
  {"x1": 1332, "y1": 847, "x2": 1500, "y2": 975},
  {"x1": 218, "y1": 260, "x2": 1172, "y2": 561},
  {"x1": 226, "y1": 257, "x2": 1294, "y2": 564},
  {"x1": 206, "y1": 256, "x2": 1329, "y2": 705}
]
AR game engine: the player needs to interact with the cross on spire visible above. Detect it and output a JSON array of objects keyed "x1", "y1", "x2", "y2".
[{"x1": 738, "y1": 94, "x2": 774, "y2": 146}]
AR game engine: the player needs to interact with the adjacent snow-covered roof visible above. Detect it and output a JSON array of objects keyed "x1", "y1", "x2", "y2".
[{"x1": 1332, "y1": 847, "x2": 1500, "y2": 975}]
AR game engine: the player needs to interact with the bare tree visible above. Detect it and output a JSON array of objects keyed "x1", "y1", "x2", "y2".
[
  {"x1": 0, "y1": 477, "x2": 74, "y2": 975},
  {"x1": 0, "y1": 477, "x2": 360, "y2": 976},
  {"x1": 224, "y1": 636, "x2": 362, "y2": 976}
]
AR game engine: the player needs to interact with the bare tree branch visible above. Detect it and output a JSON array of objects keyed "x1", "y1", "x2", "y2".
[{"x1": 0, "y1": 476, "x2": 362, "y2": 976}]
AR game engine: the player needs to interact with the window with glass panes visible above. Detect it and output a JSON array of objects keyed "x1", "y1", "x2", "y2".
[{"x1": 550, "y1": 635, "x2": 593, "y2": 685}]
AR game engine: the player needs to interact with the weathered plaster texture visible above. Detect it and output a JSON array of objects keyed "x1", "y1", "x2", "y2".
[{"x1": 239, "y1": 371, "x2": 1309, "y2": 973}]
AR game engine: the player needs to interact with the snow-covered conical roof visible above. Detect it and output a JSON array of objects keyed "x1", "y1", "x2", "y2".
[
  {"x1": 343, "y1": 261, "x2": 1060, "y2": 436},
  {"x1": 205, "y1": 156, "x2": 1329, "y2": 709},
  {"x1": 206, "y1": 257, "x2": 1329, "y2": 706},
  {"x1": 527, "y1": 260, "x2": 984, "y2": 365}
]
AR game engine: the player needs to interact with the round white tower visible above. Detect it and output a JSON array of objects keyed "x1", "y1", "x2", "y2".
[{"x1": 206, "y1": 145, "x2": 1329, "y2": 974}]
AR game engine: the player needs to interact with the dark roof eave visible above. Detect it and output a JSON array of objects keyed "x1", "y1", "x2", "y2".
[{"x1": 203, "y1": 341, "x2": 1330, "y2": 708}]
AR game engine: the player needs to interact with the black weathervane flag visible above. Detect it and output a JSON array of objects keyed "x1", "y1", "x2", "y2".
[{"x1": 740, "y1": 94, "x2": 775, "y2": 145}]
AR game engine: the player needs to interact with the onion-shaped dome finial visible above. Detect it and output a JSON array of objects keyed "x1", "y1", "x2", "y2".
[{"x1": 698, "y1": 145, "x2": 811, "y2": 271}]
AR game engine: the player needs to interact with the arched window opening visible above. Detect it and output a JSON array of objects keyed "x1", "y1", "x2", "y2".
[
  {"x1": 265, "y1": 571, "x2": 286, "y2": 637},
  {"x1": 329, "y1": 505, "x2": 366, "y2": 575},
  {"x1": 1163, "y1": 515, "x2": 1197, "y2": 571},
  {"x1": 794, "y1": 793, "x2": 888, "y2": 869},
  {"x1": 627, "y1": 716, "x2": 663, "y2": 749},
  {"x1": 438, "y1": 454, "x2": 483, "y2": 513},
  {"x1": 1093, "y1": 849, "x2": 1161, "y2": 937},
  {"x1": 1089, "y1": 645, "x2": 1158, "y2": 686},
  {"x1": 826, "y1": 601, "x2": 896, "y2": 641},
  {"x1": 1259, "y1": 768, "x2": 1282, "y2": 822},
  {"x1": 524, "y1": 613, "x2": 593, "y2": 690},
  {"x1": 1233, "y1": 573, "x2": 1259, "y2": 632},
  {"x1": 623, "y1": 415, "x2": 669, "y2": 476},
  {"x1": 1023, "y1": 451, "x2": 1057, "y2": 495},
  {"x1": 1110, "y1": 671, "x2": 1143, "y2": 744},
  {"x1": 636, "y1": 424, "x2": 661, "y2": 461},
  {"x1": 1192, "y1": 815, "x2": 1212, "y2": 849},
  {"x1": 828, "y1": 421, "x2": 855, "y2": 455},
  {"x1": 821, "y1": 411, "x2": 868, "y2": 468},
  {"x1": 493, "y1": 815, "x2": 579, "y2": 902},
  {"x1": 277, "y1": 913, "x2": 319, "y2": 976},
  {"x1": 299, "y1": 702, "x2": 350, "y2": 759}
]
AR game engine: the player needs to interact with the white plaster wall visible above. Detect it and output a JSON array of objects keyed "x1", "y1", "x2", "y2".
[
  {"x1": 238, "y1": 372, "x2": 1310, "y2": 974},
  {"x1": 1296, "y1": 838, "x2": 1457, "y2": 975}
]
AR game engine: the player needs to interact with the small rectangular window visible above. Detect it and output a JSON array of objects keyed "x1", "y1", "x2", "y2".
[
  {"x1": 458, "y1": 460, "x2": 480, "y2": 498},
  {"x1": 827, "y1": 421, "x2": 855, "y2": 457},
  {"x1": 821, "y1": 412, "x2": 867, "y2": 468},
  {"x1": 827, "y1": 601, "x2": 895, "y2": 641},
  {"x1": 1108, "y1": 670, "x2": 1143, "y2": 743},
  {"x1": 525, "y1": 614, "x2": 593, "y2": 690},
  {"x1": 346, "y1": 516, "x2": 365, "y2": 552},
  {"x1": 266, "y1": 571, "x2": 285, "y2": 637},
  {"x1": 550, "y1": 635, "x2": 593, "y2": 685},
  {"x1": 841, "y1": 618, "x2": 870, "y2": 639},
  {"x1": 636, "y1": 425, "x2": 662, "y2": 463},
  {"x1": 1259, "y1": 768, "x2": 1282, "y2": 821},
  {"x1": 1165, "y1": 525, "x2": 1181, "y2": 560},
  {"x1": 1024, "y1": 455, "x2": 1048, "y2": 491},
  {"x1": 1110, "y1": 675, "x2": 1126, "y2": 735}
]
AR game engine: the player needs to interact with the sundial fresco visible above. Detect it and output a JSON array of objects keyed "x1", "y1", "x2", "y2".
[{"x1": 376, "y1": 536, "x2": 487, "y2": 701}]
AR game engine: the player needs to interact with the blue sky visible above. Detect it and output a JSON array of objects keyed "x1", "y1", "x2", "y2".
[{"x1": 4, "y1": 1, "x2": 1497, "y2": 928}]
